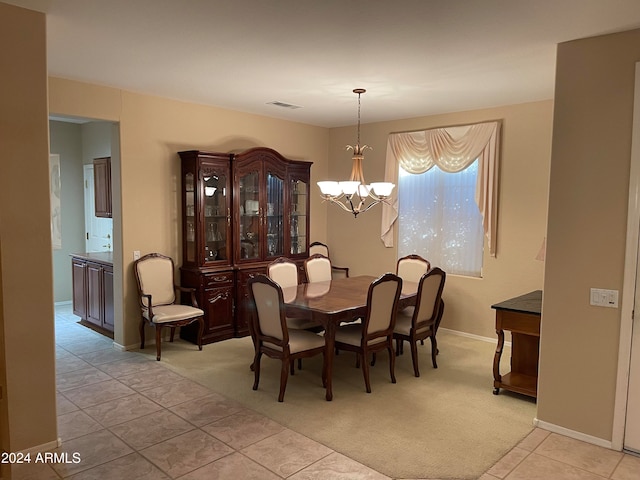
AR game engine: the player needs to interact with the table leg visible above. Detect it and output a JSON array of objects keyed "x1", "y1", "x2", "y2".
[
  {"x1": 323, "y1": 317, "x2": 335, "y2": 401},
  {"x1": 493, "y1": 329, "x2": 504, "y2": 395}
]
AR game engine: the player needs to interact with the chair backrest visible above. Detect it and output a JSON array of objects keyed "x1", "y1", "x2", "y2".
[
  {"x1": 304, "y1": 253, "x2": 333, "y2": 283},
  {"x1": 247, "y1": 275, "x2": 287, "y2": 345},
  {"x1": 396, "y1": 254, "x2": 431, "y2": 284},
  {"x1": 267, "y1": 257, "x2": 299, "y2": 289},
  {"x1": 413, "y1": 267, "x2": 446, "y2": 327},
  {"x1": 363, "y1": 273, "x2": 402, "y2": 338},
  {"x1": 134, "y1": 253, "x2": 176, "y2": 307},
  {"x1": 309, "y1": 241, "x2": 330, "y2": 258}
]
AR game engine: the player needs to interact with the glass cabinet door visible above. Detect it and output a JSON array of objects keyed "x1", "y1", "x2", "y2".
[
  {"x1": 239, "y1": 170, "x2": 260, "y2": 260},
  {"x1": 184, "y1": 172, "x2": 196, "y2": 263},
  {"x1": 266, "y1": 172, "x2": 284, "y2": 258},
  {"x1": 290, "y1": 178, "x2": 308, "y2": 255},
  {"x1": 203, "y1": 170, "x2": 228, "y2": 264}
]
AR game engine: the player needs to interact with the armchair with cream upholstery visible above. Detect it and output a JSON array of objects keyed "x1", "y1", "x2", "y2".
[
  {"x1": 308, "y1": 241, "x2": 350, "y2": 279},
  {"x1": 134, "y1": 253, "x2": 204, "y2": 361},
  {"x1": 247, "y1": 274, "x2": 327, "y2": 402},
  {"x1": 304, "y1": 253, "x2": 349, "y2": 283},
  {"x1": 396, "y1": 254, "x2": 431, "y2": 284}
]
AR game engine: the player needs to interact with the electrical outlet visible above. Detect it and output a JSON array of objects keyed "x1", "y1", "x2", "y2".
[
  {"x1": 133, "y1": 250, "x2": 140, "y2": 261},
  {"x1": 590, "y1": 288, "x2": 619, "y2": 308}
]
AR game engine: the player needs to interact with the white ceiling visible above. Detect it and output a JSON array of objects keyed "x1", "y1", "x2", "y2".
[{"x1": 7, "y1": 0, "x2": 640, "y2": 127}]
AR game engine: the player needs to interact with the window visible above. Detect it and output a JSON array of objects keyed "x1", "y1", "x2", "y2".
[{"x1": 398, "y1": 160, "x2": 484, "y2": 277}]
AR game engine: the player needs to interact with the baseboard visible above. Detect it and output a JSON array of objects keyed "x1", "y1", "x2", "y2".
[
  {"x1": 17, "y1": 438, "x2": 61, "y2": 456},
  {"x1": 533, "y1": 418, "x2": 614, "y2": 450},
  {"x1": 440, "y1": 327, "x2": 512, "y2": 348}
]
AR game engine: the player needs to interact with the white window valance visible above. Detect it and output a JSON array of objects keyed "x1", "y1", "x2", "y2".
[{"x1": 381, "y1": 120, "x2": 501, "y2": 256}]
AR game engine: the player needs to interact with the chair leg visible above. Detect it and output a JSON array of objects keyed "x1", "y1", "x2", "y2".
[
  {"x1": 197, "y1": 318, "x2": 204, "y2": 351},
  {"x1": 155, "y1": 326, "x2": 162, "y2": 361},
  {"x1": 298, "y1": 358, "x2": 302, "y2": 370},
  {"x1": 290, "y1": 360, "x2": 295, "y2": 375},
  {"x1": 388, "y1": 343, "x2": 397, "y2": 384},
  {"x1": 278, "y1": 358, "x2": 289, "y2": 402},
  {"x1": 430, "y1": 335, "x2": 438, "y2": 368},
  {"x1": 361, "y1": 353, "x2": 372, "y2": 393},
  {"x1": 252, "y1": 351, "x2": 262, "y2": 391},
  {"x1": 410, "y1": 340, "x2": 420, "y2": 377},
  {"x1": 169, "y1": 327, "x2": 175, "y2": 342},
  {"x1": 371, "y1": 353, "x2": 376, "y2": 366},
  {"x1": 139, "y1": 319, "x2": 146, "y2": 349}
]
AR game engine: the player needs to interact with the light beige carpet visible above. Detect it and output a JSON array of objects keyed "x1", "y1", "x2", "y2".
[{"x1": 153, "y1": 330, "x2": 536, "y2": 479}]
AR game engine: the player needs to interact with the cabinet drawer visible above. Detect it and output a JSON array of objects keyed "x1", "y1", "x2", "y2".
[
  {"x1": 202, "y1": 272, "x2": 233, "y2": 288},
  {"x1": 496, "y1": 310, "x2": 540, "y2": 336}
]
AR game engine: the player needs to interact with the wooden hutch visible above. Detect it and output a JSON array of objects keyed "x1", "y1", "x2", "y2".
[{"x1": 178, "y1": 147, "x2": 311, "y2": 344}]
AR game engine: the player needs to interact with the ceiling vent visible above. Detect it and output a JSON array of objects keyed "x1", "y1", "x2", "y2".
[{"x1": 267, "y1": 101, "x2": 302, "y2": 110}]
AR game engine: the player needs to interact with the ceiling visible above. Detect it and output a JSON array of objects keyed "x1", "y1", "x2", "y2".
[{"x1": 7, "y1": 0, "x2": 640, "y2": 127}]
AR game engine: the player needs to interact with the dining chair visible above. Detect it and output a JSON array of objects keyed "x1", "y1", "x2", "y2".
[
  {"x1": 267, "y1": 257, "x2": 323, "y2": 372},
  {"x1": 396, "y1": 254, "x2": 431, "y2": 284},
  {"x1": 334, "y1": 273, "x2": 402, "y2": 393},
  {"x1": 396, "y1": 254, "x2": 431, "y2": 346},
  {"x1": 133, "y1": 253, "x2": 204, "y2": 361},
  {"x1": 308, "y1": 242, "x2": 350, "y2": 279},
  {"x1": 393, "y1": 267, "x2": 446, "y2": 377},
  {"x1": 304, "y1": 253, "x2": 349, "y2": 283},
  {"x1": 247, "y1": 274, "x2": 327, "y2": 402}
]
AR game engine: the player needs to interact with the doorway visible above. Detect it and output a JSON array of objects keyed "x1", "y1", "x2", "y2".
[
  {"x1": 49, "y1": 117, "x2": 120, "y2": 339},
  {"x1": 615, "y1": 62, "x2": 640, "y2": 453}
]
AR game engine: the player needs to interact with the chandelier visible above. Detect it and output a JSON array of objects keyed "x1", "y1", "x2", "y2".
[{"x1": 317, "y1": 89, "x2": 395, "y2": 217}]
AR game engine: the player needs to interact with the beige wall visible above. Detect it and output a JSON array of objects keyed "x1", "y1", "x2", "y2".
[
  {"x1": 538, "y1": 29, "x2": 640, "y2": 442},
  {"x1": 0, "y1": 2, "x2": 58, "y2": 455},
  {"x1": 49, "y1": 79, "x2": 330, "y2": 347},
  {"x1": 326, "y1": 101, "x2": 552, "y2": 339}
]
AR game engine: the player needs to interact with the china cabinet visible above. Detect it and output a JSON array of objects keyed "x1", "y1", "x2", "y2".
[{"x1": 178, "y1": 147, "x2": 311, "y2": 344}]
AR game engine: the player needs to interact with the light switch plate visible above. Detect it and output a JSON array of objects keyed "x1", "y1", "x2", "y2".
[
  {"x1": 133, "y1": 250, "x2": 140, "y2": 261},
  {"x1": 590, "y1": 288, "x2": 619, "y2": 308}
]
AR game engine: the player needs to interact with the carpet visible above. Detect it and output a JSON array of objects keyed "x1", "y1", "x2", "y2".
[{"x1": 155, "y1": 330, "x2": 536, "y2": 479}]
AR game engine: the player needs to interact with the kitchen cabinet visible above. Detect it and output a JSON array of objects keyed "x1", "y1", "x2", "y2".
[
  {"x1": 93, "y1": 157, "x2": 112, "y2": 218},
  {"x1": 70, "y1": 253, "x2": 114, "y2": 334}
]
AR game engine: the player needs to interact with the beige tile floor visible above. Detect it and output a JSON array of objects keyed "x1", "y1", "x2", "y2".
[{"x1": 10, "y1": 305, "x2": 640, "y2": 479}]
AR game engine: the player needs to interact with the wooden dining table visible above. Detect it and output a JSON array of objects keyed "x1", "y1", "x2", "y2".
[{"x1": 282, "y1": 275, "x2": 418, "y2": 401}]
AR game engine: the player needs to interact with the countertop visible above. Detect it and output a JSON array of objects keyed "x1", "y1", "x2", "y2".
[{"x1": 70, "y1": 252, "x2": 113, "y2": 266}]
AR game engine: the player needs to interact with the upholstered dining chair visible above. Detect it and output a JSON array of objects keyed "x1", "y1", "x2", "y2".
[
  {"x1": 267, "y1": 257, "x2": 323, "y2": 372},
  {"x1": 304, "y1": 253, "x2": 349, "y2": 283},
  {"x1": 334, "y1": 273, "x2": 403, "y2": 393},
  {"x1": 267, "y1": 257, "x2": 320, "y2": 330},
  {"x1": 396, "y1": 254, "x2": 431, "y2": 284},
  {"x1": 133, "y1": 253, "x2": 204, "y2": 361},
  {"x1": 393, "y1": 267, "x2": 446, "y2": 377},
  {"x1": 247, "y1": 275, "x2": 327, "y2": 402},
  {"x1": 308, "y1": 242, "x2": 350, "y2": 279}
]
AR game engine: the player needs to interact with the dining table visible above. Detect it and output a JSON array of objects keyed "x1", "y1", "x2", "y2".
[{"x1": 282, "y1": 275, "x2": 418, "y2": 401}]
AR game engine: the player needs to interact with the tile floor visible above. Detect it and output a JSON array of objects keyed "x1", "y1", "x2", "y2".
[{"x1": 10, "y1": 305, "x2": 640, "y2": 479}]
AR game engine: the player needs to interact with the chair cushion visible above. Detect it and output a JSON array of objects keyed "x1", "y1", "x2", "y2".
[
  {"x1": 143, "y1": 304, "x2": 204, "y2": 323},
  {"x1": 264, "y1": 330, "x2": 325, "y2": 354},
  {"x1": 335, "y1": 324, "x2": 386, "y2": 347},
  {"x1": 393, "y1": 310, "x2": 434, "y2": 336}
]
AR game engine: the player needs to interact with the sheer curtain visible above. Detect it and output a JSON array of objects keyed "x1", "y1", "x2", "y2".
[{"x1": 382, "y1": 121, "x2": 501, "y2": 256}]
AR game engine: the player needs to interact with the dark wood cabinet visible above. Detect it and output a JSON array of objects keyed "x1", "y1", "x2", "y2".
[
  {"x1": 70, "y1": 253, "x2": 114, "y2": 334},
  {"x1": 178, "y1": 147, "x2": 312, "y2": 344},
  {"x1": 72, "y1": 259, "x2": 87, "y2": 319},
  {"x1": 93, "y1": 157, "x2": 112, "y2": 218},
  {"x1": 491, "y1": 290, "x2": 541, "y2": 398}
]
